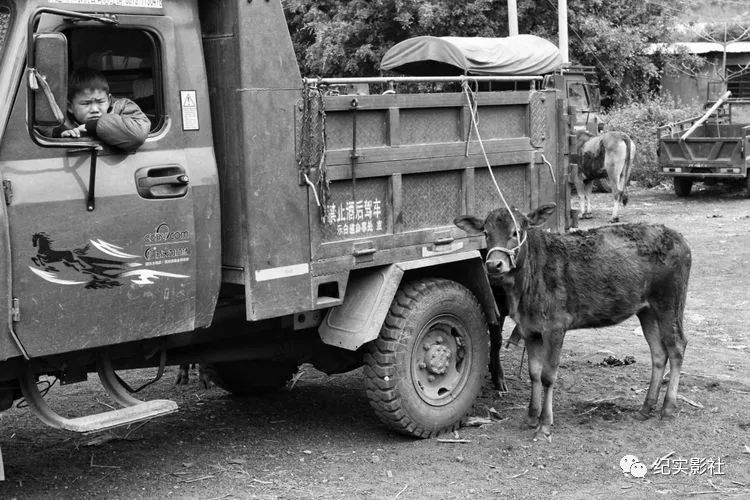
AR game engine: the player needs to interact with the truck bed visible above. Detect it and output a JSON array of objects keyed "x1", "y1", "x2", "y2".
[
  {"x1": 200, "y1": 0, "x2": 568, "y2": 321},
  {"x1": 658, "y1": 121, "x2": 750, "y2": 178}
]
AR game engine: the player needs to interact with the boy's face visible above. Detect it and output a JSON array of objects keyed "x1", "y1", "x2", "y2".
[{"x1": 68, "y1": 88, "x2": 110, "y2": 124}]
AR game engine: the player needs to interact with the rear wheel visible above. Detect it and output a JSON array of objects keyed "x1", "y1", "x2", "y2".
[
  {"x1": 363, "y1": 278, "x2": 489, "y2": 438},
  {"x1": 207, "y1": 360, "x2": 299, "y2": 396},
  {"x1": 674, "y1": 177, "x2": 693, "y2": 197}
]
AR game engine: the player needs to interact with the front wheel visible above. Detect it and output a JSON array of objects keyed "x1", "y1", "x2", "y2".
[
  {"x1": 674, "y1": 177, "x2": 693, "y2": 197},
  {"x1": 363, "y1": 278, "x2": 489, "y2": 438}
]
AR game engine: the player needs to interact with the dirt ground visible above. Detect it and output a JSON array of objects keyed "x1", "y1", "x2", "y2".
[{"x1": 1, "y1": 184, "x2": 749, "y2": 499}]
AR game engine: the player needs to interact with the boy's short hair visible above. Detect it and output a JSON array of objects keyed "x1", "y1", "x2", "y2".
[{"x1": 68, "y1": 67, "x2": 110, "y2": 100}]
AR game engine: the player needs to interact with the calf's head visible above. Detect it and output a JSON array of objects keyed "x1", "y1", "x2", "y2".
[{"x1": 454, "y1": 204, "x2": 556, "y2": 276}]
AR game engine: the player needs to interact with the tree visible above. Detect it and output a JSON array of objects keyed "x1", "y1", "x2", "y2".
[
  {"x1": 686, "y1": 22, "x2": 750, "y2": 95},
  {"x1": 283, "y1": 0, "x2": 693, "y2": 105}
]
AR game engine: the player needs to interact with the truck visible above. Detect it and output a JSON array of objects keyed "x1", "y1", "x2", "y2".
[
  {"x1": 658, "y1": 93, "x2": 750, "y2": 197},
  {"x1": 0, "y1": 0, "x2": 572, "y2": 440}
]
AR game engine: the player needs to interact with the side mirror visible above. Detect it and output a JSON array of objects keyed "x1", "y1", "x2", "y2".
[{"x1": 30, "y1": 32, "x2": 68, "y2": 126}]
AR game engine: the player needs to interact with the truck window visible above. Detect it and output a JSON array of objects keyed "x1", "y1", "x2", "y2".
[
  {"x1": 32, "y1": 26, "x2": 163, "y2": 142},
  {"x1": 567, "y1": 82, "x2": 589, "y2": 111},
  {"x1": 0, "y1": 2, "x2": 10, "y2": 58},
  {"x1": 67, "y1": 27, "x2": 162, "y2": 132}
]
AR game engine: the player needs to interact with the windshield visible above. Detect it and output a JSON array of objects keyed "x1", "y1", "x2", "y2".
[
  {"x1": 567, "y1": 82, "x2": 590, "y2": 111},
  {"x1": 0, "y1": 2, "x2": 10, "y2": 57}
]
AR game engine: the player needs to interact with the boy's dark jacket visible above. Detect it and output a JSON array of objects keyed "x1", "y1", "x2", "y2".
[{"x1": 45, "y1": 97, "x2": 150, "y2": 152}]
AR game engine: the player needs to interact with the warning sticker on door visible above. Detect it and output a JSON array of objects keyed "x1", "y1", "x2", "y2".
[{"x1": 180, "y1": 90, "x2": 199, "y2": 131}]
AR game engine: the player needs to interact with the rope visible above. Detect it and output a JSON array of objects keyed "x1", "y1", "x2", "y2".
[
  {"x1": 30, "y1": 68, "x2": 65, "y2": 124},
  {"x1": 298, "y1": 81, "x2": 330, "y2": 221},
  {"x1": 541, "y1": 154, "x2": 556, "y2": 184},
  {"x1": 461, "y1": 80, "x2": 527, "y2": 261}
]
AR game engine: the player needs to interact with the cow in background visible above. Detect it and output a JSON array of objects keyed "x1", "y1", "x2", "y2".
[
  {"x1": 176, "y1": 364, "x2": 210, "y2": 389},
  {"x1": 573, "y1": 130, "x2": 635, "y2": 223},
  {"x1": 455, "y1": 204, "x2": 691, "y2": 441}
]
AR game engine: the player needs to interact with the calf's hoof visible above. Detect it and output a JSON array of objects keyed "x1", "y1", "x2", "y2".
[
  {"x1": 495, "y1": 377, "x2": 509, "y2": 394},
  {"x1": 636, "y1": 401, "x2": 656, "y2": 421},
  {"x1": 526, "y1": 415, "x2": 540, "y2": 428},
  {"x1": 581, "y1": 213, "x2": 593, "y2": 220},
  {"x1": 533, "y1": 425, "x2": 552, "y2": 443},
  {"x1": 633, "y1": 410, "x2": 652, "y2": 421},
  {"x1": 609, "y1": 217, "x2": 620, "y2": 224},
  {"x1": 660, "y1": 405, "x2": 677, "y2": 420}
]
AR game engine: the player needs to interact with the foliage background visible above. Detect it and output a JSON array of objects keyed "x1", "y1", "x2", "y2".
[
  {"x1": 282, "y1": 0, "x2": 707, "y2": 106},
  {"x1": 282, "y1": 1, "x2": 745, "y2": 178},
  {"x1": 602, "y1": 95, "x2": 702, "y2": 187}
]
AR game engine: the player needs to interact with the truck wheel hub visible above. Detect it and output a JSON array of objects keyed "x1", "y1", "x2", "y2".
[{"x1": 424, "y1": 344, "x2": 451, "y2": 375}]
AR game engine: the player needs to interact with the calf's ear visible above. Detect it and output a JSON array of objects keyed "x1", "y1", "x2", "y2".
[
  {"x1": 454, "y1": 215, "x2": 485, "y2": 235},
  {"x1": 526, "y1": 203, "x2": 556, "y2": 227}
]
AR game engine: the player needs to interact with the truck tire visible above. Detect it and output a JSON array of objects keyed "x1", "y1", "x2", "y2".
[
  {"x1": 674, "y1": 177, "x2": 693, "y2": 197},
  {"x1": 207, "y1": 360, "x2": 299, "y2": 396},
  {"x1": 363, "y1": 278, "x2": 489, "y2": 438}
]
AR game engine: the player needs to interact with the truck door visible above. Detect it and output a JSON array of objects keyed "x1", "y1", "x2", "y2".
[{"x1": 0, "y1": 11, "x2": 220, "y2": 357}]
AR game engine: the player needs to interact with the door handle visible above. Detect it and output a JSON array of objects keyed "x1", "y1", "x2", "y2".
[
  {"x1": 138, "y1": 173, "x2": 189, "y2": 189},
  {"x1": 135, "y1": 166, "x2": 189, "y2": 199}
]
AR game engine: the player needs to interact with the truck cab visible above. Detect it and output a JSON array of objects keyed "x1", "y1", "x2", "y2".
[{"x1": 543, "y1": 65, "x2": 602, "y2": 135}]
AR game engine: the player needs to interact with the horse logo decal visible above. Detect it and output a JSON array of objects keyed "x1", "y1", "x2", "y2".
[{"x1": 30, "y1": 232, "x2": 189, "y2": 289}]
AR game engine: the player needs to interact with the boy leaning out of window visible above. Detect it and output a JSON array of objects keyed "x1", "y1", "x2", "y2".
[{"x1": 46, "y1": 67, "x2": 151, "y2": 152}]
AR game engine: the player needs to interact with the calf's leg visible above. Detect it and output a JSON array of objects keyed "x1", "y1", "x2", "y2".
[
  {"x1": 535, "y1": 331, "x2": 565, "y2": 441},
  {"x1": 636, "y1": 308, "x2": 667, "y2": 419},
  {"x1": 525, "y1": 332, "x2": 544, "y2": 428},
  {"x1": 659, "y1": 313, "x2": 687, "y2": 419},
  {"x1": 571, "y1": 166, "x2": 589, "y2": 219},
  {"x1": 610, "y1": 191, "x2": 621, "y2": 223},
  {"x1": 583, "y1": 181, "x2": 595, "y2": 218},
  {"x1": 489, "y1": 319, "x2": 508, "y2": 393},
  {"x1": 176, "y1": 364, "x2": 190, "y2": 385}
]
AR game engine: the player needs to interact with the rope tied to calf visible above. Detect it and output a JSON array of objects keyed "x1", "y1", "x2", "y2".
[{"x1": 461, "y1": 79, "x2": 527, "y2": 264}]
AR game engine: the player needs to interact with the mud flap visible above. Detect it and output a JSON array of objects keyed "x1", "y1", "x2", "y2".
[{"x1": 318, "y1": 251, "x2": 496, "y2": 350}]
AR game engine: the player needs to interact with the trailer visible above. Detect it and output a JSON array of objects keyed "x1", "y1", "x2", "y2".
[{"x1": 0, "y1": 0, "x2": 571, "y2": 441}]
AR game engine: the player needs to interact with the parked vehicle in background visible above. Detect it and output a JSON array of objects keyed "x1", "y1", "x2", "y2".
[{"x1": 658, "y1": 93, "x2": 750, "y2": 197}]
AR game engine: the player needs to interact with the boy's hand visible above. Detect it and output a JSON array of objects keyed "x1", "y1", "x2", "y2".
[{"x1": 60, "y1": 124, "x2": 87, "y2": 138}]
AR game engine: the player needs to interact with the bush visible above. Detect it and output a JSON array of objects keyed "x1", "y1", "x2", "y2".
[{"x1": 601, "y1": 94, "x2": 702, "y2": 187}]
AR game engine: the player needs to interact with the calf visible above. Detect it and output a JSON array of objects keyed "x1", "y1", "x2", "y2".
[
  {"x1": 455, "y1": 204, "x2": 691, "y2": 441},
  {"x1": 573, "y1": 131, "x2": 635, "y2": 223}
]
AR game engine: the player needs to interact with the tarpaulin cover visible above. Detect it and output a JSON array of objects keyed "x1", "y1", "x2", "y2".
[{"x1": 380, "y1": 35, "x2": 563, "y2": 76}]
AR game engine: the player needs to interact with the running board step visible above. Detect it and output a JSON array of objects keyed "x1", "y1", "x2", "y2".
[{"x1": 19, "y1": 356, "x2": 177, "y2": 434}]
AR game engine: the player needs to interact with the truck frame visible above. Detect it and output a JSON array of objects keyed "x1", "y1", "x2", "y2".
[{"x1": 0, "y1": 0, "x2": 571, "y2": 439}]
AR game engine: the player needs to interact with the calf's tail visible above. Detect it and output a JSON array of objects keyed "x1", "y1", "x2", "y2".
[{"x1": 619, "y1": 137, "x2": 635, "y2": 206}]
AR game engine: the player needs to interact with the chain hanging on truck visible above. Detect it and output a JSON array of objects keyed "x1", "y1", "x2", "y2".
[{"x1": 298, "y1": 81, "x2": 330, "y2": 222}]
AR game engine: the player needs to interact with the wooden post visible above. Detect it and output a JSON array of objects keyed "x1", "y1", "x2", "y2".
[
  {"x1": 507, "y1": 0, "x2": 518, "y2": 36},
  {"x1": 558, "y1": 0, "x2": 569, "y2": 65}
]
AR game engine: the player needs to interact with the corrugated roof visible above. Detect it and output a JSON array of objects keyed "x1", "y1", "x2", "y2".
[{"x1": 648, "y1": 42, "x2": 750, "y2": 55}]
